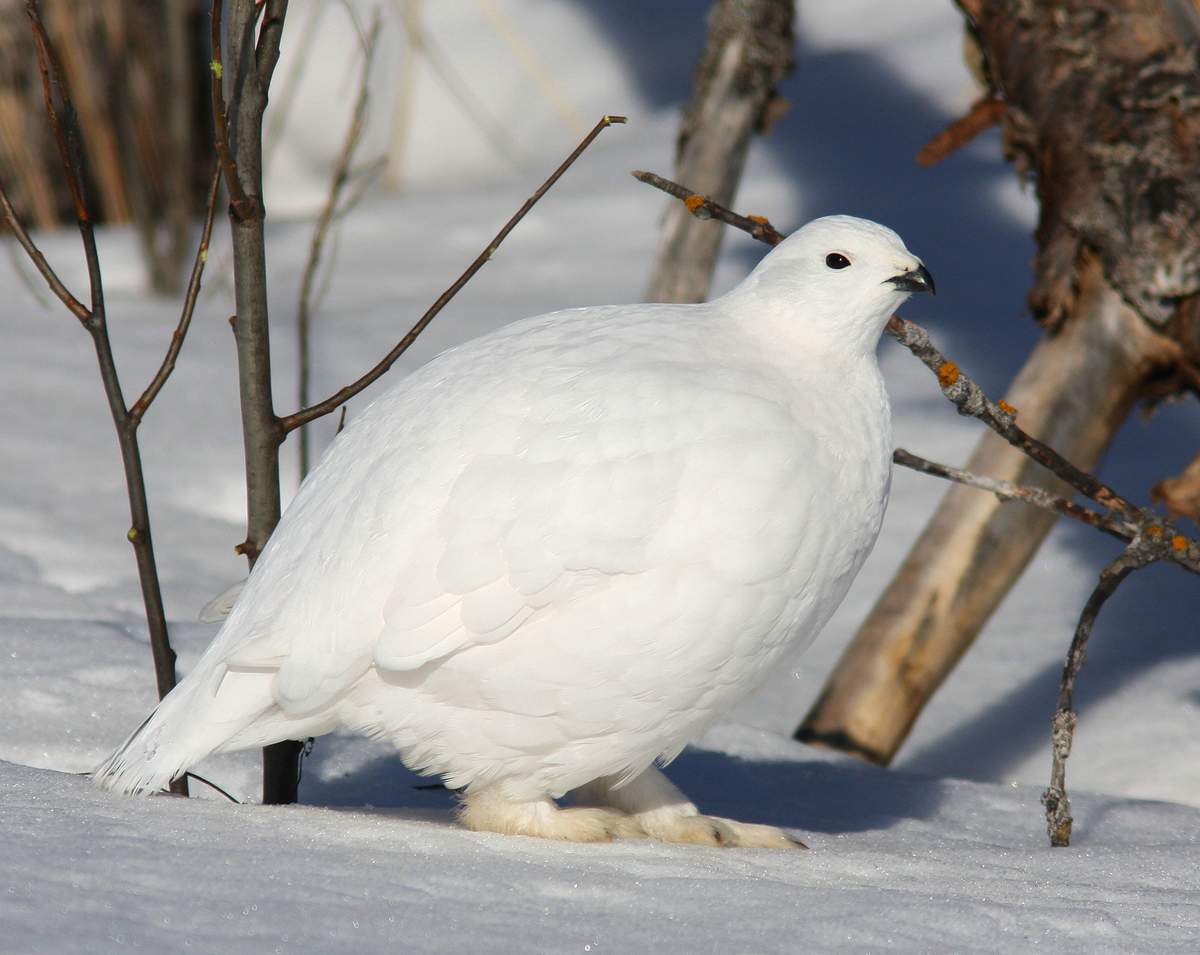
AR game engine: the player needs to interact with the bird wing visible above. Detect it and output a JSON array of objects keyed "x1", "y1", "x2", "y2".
[{"x1": 212, "y1": 308, "x2": 823, "y2": 719}]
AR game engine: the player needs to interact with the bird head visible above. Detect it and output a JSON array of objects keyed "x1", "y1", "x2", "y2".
[{"x1": 729, "y1": 215, "x2": 933, "y2": 356}]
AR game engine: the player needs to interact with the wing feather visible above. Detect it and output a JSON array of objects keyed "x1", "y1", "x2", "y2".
[{"x1": 200, "y1": 308, "x2": 822, "y2": 719}]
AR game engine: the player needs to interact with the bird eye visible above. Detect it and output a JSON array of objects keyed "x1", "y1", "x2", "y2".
[{"x1": 825, "y1": 253, "x2": 851, "y2": 270}]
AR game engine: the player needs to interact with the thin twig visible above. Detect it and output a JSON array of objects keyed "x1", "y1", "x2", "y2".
[
  {"x1": 210, "y1": 0, "x2": 255, "y2": 221},
  {"x1": 261, "y1": 0, "x2": 324, "y2": 177},
  {"x1": 2, "y1": 234, "x2": 52, "y2": 308},
  {"x1": 184, "y1": 771, "x2": 242, "y2": 804},
  {"x1": 280, "y1": 113, "x2": 628, "y2": 434},
  {"x1": 331, "y1": 157, "x2": 387, "y2": 224},
  {"x1": 0, "y1": 180, "x2": 88, "y2": 320},
  {"x1": 631, "y1": 170, "x2": 786, "y2": 245},
  {"x1": 1042, "y1": 544, "x2": 1152, "y2": 846},
  {"x1": 884, "y1": 316, "x2": 1141, "y2": 519},
  {"x1": 916, "y1": 96, "x2": 1006, "y2": 167},
  {"x1": 27, "y1": 3, "x2": 101, "y2": 322},
  {"x1": 254, "y1": 0, "x2": 288, "y2": 88},
  {"x1": 27, "y1": 7, "x2": 86, "y2": 224},
  {"x1": 130, "y1": 165, "x2": 223, "y2": 425},
  {"x1": 23, "y1": 0, "x2": 186, "y2": 795},
  {"x1": 892, "y1": 448, "x2": 1134, "y2": 542},
  {"x1": 297, "y1": 12, "x2": 380, "y2": 478}
]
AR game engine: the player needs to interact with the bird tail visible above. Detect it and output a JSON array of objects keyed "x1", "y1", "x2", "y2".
[
  {"x1": 93, "y1": 655, "x2": 283, "y2": 796},
  {"x1": 92, "y1": 672, "x2": 219, "y2": 795}
]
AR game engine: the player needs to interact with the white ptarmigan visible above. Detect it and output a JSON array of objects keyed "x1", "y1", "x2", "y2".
[{"x1": 95, "y1": 215, "x2": 933, "y2": 848}]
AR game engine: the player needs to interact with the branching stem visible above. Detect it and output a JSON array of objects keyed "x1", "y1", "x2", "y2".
[
  {"x1": 280, "y1": 114, "x2": 627, "y2": 434},
  {"x1": 1043, "y1": 546, "x2": 1151, "y2": 846},
  {"x1": 9, "y1": 1, "x2": 228, "y2": 797}
]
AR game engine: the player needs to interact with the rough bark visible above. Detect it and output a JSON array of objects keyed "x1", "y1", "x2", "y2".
[
  {"x1": 219, "y1": 0, "x2": 301, "y2": 804},
  {"x1": 644, "y1": 0, "x2": 793, "y2": 304},
  {"x1": 797, "y1": 0, "x2": 1200, "y2": 763}
]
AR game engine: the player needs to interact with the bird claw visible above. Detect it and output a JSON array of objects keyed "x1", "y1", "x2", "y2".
[{"x1": 639, "y1": 813, "x2": 806, "y2": 849}]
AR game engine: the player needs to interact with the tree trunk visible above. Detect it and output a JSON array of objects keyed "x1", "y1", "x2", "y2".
[
  {"x1": 644, "y1": 0, "x2": 793, "y2": 304},
  {"x1": 797, "y1": 0, "x2": 1200, "y2": 762},
  {"x1": 221, "y1": 0, "x2": 302, "y2": 804}
]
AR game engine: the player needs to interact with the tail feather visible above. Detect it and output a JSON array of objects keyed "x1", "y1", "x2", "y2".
[{"x1": 93, "y1": 665, "x2": 277, "y2": 795}]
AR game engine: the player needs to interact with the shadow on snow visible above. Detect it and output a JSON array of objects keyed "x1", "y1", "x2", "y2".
[{"x1": 300, "y1": 742, "x2": 946, "y2": 837}]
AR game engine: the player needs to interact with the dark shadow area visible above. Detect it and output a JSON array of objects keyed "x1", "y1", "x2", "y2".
[
  {"x1": 664, "y1": 746, "x2": 946, "y2": 835},
  {"x1": 300, "y1": 746, "x2": 455, "y2": 813},
  {"x1": 301, "y1": 742, "x2": 945, "y2": 836}
]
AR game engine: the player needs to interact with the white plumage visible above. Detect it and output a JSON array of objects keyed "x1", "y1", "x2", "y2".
[{"x1": 96, "y1": 215, "x2": 932, "y2": 847}]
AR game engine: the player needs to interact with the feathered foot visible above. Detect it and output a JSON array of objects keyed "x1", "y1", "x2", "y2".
[
  {"x1": 572, "y1": 765, "x2": 806, "y2": 849},
  {"x1": 459, "y1": 787, "x2": 644, "y2": 842}
]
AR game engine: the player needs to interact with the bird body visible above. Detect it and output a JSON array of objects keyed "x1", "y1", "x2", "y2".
[{"x1": 96, "y1": 216, "x2": 932, "y2": 846}]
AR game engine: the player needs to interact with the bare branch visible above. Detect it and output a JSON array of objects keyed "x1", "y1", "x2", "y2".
[
  {"x1": 27, "y1": 2, "x2": 104, "y2": 322},
  {"x1": 631, "y1": 170, "x2": 785, "y2": 246},
  {"x1": 331, "y1": 157, "x2": 386, "y2": 223},
  {"x1": 27, "y1": 4, "x2": 87, "y2": 224},
  {"x1": 0, "y1": 181, "x2": 88, "y2": 321},
  {"x1": 254, "y1": 0, "x2": 289, "y2": 90},
  {"x1": 21, "y1": 0, "x2": 186, "y2": 794},
  {"x1": 892, "y1": 448, "x2": 1134, "y2": 542},
  {"x1": 297, "y1": 12, "x2": 381, "y2": 477},
  {"x1": 210, "y1": 0, "x2": 254, "y2": 221},
  {"x1": 915, "y1": 96, "x2": 1005, "y2": 167},
  {"x1": 884, "y1": 316, "x2": 1140, "y2": 518},
  {"x1": 281, "y1": 113, "x2": 628, "y2": 434},
  {"x1": 1042, "y1": 544, "x2": 1152, "y2": 846},
  {"x1": 130, "y1": 166, "x2": 223, "y2": 426}
]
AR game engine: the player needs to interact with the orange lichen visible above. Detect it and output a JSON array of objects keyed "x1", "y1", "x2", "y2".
[
  {"x1": 684, "y1": 194, "x2": 707, "y2": 214},
  {"x1": 1172, "y1": 534, "x2": 1188, "y2": 552},
  {"x1": 998, "y1": 399, "x2": 1018, "y2": 416},
  {"x1": 748, "y1": 214, "x2": 770, "y2": 225},
  {"x1": 1146, "y1": 524, "x2": 1164, "y2": 539},
  {"x1": 937, "y1": 360, "x2": 960, "y2": 389}
]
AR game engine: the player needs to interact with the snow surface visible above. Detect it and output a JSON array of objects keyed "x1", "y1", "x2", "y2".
[{"x1": 2, "y1": 0, "x2": 1199, "y2": 951}]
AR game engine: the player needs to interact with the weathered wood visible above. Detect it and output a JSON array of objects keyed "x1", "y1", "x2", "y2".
[
  {"x1": 797, "y1": 0, "x2": 1200, "y2": 763},
  {"x1": 644, "y1": 0, "x2": 792, "y2": 304}
]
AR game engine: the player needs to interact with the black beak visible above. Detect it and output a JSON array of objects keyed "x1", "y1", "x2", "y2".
[{"x1": 887, "y1": 263, "x2": 936, "y2": 295}]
